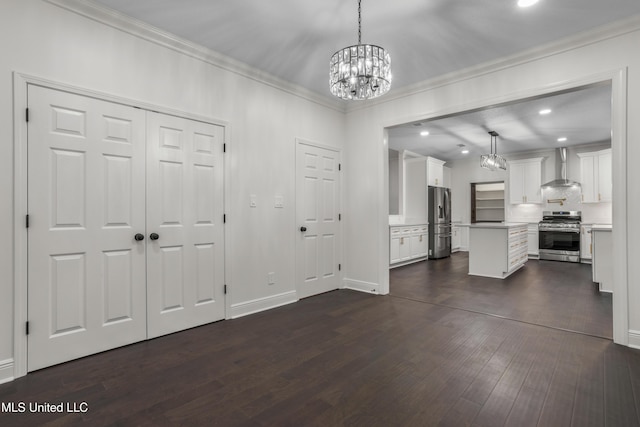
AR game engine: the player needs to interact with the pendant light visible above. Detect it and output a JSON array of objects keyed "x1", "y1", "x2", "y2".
[
  {"x1": 329, "y1": 0, "x2": 392, "y2": 100},
  {"x1": 481, "y1": 131, "x2": 507, "y2": 171}
]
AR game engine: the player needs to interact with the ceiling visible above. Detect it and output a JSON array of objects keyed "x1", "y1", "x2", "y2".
[
  {"x1": 387, "y1": 83, "x2": 612, "y2": 162},
  {"x1": 92, "y1": 0, "x2": 640, "y2": 99},
  {"x1": 90, "y1": 1, "x2": 633, "y2": 161}
]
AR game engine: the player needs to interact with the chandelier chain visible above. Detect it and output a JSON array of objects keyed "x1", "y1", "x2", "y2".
[
  {"x1": 329, "y1": 0, "x2": 392, "y2": 100},
  {"x1": 358, "y1": 0, "x2": 362, "y2": 44}
]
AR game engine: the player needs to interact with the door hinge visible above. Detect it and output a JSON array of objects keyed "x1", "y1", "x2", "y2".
[
  {"x1": 223, "y1": 143, "x2": 226, "y2": 153},
  {"x1": 338, "y1": 163, "x2": 341, "y2": 171},
  {"x1": 26, "y1": 214, "x2": 30, "y2": 228},
  {"x1": 339, "y1": 213, "x2": 341, "y2": 221},
  {"x1": 223, "y1": 214, "x2": 226, "y2": 223},
  {"x1": 26, "y1": 108, "x2": 29, "y2": 122},
  {"x1": 224, "y1": 285, "x2": 227, "y2": 295},
  {"x1": 26, "y1": 321, "x2": 30, "y2": 335},
  {"x1": 338, "y1": 264, "x2": 342, "y2": 271}
]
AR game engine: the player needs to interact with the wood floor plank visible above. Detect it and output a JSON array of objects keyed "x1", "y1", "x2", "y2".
[{"x1": 0, "y1": 262, "x2": 638, "y2": 427}]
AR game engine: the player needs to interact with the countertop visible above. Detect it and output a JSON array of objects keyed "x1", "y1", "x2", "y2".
[
  {"x1": 389, "y1": 218, "x2": 429, "y2": 226},
  {"x1": 469, "y1": 222, "x2": 528, "y2": 229},
  {"x1": 592, "y1": 224, "x2": 613, "y2": 231}
]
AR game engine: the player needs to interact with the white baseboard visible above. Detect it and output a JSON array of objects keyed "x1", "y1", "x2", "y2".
[
  {"x1": 343, "y1": 279, "x2": 380, "y2": 295},
  {"x1": 230, "y1": 291, "x2": 298, "y2": 319},
  {"x1": 0, "y1": 359, "x2": 14, "y2": 384},
  {"x1": 628, "y1": 330, "x2": 640, "y2": 349}
]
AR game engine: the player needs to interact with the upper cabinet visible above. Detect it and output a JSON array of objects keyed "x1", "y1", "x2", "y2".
[
  {"x1": 578, "y1": 148, "x2": 612, "y2": 203},
  {"x1": 427, "y1": 157, "x2": 446, "y2": 187},
  {"x1": 508, "y1": 158, "x2": 543, "y2": 204}
]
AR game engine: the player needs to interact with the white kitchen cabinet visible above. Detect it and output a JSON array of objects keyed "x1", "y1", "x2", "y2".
[
  {"x1": 527, "y1": 223, "x2": 539, "y2": 258},
  {"x1": 508, "y1": 158, "x2": 543, "y2": 204},
  {"x1": 451, "y1": 223, "x2": 469, "y2": 252},
  {"x1": 578, "y1": 148, "x2": 612, "y2": 203},
  {"x1": 468, "y1": 223, "x2": 528, "y2": 279},
  {"x1": 427, "y1": 156, "x2": 446, "y2": 187},
  {"x1": 581, "y1": 224, "x2": 593, "y2": 263},
  {"x1": 390, "y1": 225, "x2": 429, "y2": 267},
  {"x1": 404, "y1": 158, "x2": 427, "y2": 219},
  {"x1": 443, "y1": 165, "x2": 452, "y2": 189},
  {"x1": 452, "y1": 224, "x2": 461, "y2": 252}
]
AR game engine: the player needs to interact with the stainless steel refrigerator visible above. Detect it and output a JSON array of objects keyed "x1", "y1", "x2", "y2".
[{"x1": 428, "y1": 186, "x2": 452, "y2": 259}]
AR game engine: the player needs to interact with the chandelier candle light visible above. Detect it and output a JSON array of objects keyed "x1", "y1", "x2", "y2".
[
  {"x1": 330, "y1": 0, "x2": 392, "y2": 100},
  {"x1": 481, "y1": 131, "x2": 507, "y2": 171}
]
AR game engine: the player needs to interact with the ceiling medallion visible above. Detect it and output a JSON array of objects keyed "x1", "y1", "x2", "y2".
[{"x1": 329, "y1": 0, "x2": 392, "y2": 100}]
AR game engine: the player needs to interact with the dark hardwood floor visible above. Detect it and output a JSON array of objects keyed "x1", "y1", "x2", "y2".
[
  {"x1": 391, "y1": 253, "x2": 613, "y2": 339},
  {"x1": 1, "y1": 260, "x2": 637, "y2": 426}
]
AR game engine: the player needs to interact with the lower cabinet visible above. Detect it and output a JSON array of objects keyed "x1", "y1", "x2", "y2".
[
  {"x1": 527, "y1": 223, "x2": 539, "y2": 258},
  {"x1": 390, "y1": 225, "x2": 428, "y2": 267},
  {"x1": 452, "y1": 224, "x2": 461, "y2": 252},
  {"x1": 468, "y1": 224, "x2": 528, "y2": 279},
  {"x1": 581, "y1": 224, "x2": 593, "y2": 263}
]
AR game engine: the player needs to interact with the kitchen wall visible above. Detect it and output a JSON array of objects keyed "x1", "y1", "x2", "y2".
[
  {"x1": 344, "y1": 19, "x2": 640, "y2": 344},
  {"x1": 388, "y1": 149, "x2": 400, "y2": 215},
  {"x1": 447, "y1": 142, "x2": 612, "y2": 224},
  {"x1": 0, "y1": 0, "x2": 345, "y2": 380}
]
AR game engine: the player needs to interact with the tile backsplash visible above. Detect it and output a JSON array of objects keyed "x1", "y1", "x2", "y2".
[{"x1": 508, "y1": 185, "x2": 612, "y2": 224}]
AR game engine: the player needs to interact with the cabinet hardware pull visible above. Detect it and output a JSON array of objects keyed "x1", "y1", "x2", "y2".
[{"x1": 400, "y1": 237, "x2": 404, "y2": 245}]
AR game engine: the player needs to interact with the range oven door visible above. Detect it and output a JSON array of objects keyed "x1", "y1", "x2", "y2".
[{"x1": 538, "y1": 229, "x2": 581, "y2": 262}]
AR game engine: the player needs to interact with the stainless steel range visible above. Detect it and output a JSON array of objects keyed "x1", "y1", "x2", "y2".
[{"x1": 538, "y1": 211, "x2": 582, "y2": 262}]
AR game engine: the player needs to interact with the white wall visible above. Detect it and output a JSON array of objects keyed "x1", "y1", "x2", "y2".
[
  {"x1": 0, "y1": 0, "x2": 345, "y2": 378},
  {"x1": 344, "y1": 22, "x2": 640, "y2": 344},
  {"x1": 388, "y1": 150, "x2": 400, "y2": 215}
]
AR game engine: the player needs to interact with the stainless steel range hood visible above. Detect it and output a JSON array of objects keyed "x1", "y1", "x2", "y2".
[{"x1": 541, "y1": 147, "x2": 581, "y2": 189}]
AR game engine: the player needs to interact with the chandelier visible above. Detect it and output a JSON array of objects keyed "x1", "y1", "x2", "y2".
[
  {"x1": 329, "y1": 0, "x2": 392, "y2": 100},
  {"x1": 481, "y1": 131, "x2": 507, "y2": 171}
]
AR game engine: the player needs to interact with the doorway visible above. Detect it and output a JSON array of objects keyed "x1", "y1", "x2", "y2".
[
  {"x1": 384, "y1": 73, "x2": 627, "y2": 344},
  {"x1": 295, "y1": 139, "x2": 342, "y2": 299}
]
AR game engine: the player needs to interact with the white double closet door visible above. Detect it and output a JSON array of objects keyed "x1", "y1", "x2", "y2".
[{"x1": 27, "y1": 85, "x2": 225, "y2": 371}]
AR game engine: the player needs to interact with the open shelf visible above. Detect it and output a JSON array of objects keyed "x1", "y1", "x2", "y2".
[{"x1": 472, "y1": 182, "x2": 505, "y2": 223}]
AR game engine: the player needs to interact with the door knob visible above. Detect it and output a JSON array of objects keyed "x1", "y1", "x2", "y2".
[
  {"x1": 134, "y1": 233, "x2": 145, "y2": 241},
  {"x1": 149, "y1": 233, "x2": 160, "y2": 240},
  {"x1": 300, "y1": 226, "x2": 307, "y2": 232}
]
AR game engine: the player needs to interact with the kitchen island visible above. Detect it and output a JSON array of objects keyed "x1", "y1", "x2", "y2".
[{"x1": 468, "y1": 222, "x2": 528, "y2": 279}]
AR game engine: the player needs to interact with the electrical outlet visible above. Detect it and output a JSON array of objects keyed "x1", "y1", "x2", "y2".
[
  {"x1": 267, "y1": 272, "x2": 275, "y2": 285},
  {"x1": 275, "y1": 195, "x2": 284, "y2": 208},
  {"x1": 250, "y1": 194, "x2": 257, "y2": 208}
]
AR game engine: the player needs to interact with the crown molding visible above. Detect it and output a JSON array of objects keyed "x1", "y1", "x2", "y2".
[
  {"x1": 42, "y1": 1, "x2": 640, "y2": 116},
  {"x1": 345, "y1": 14, "x2": 640, "y2": 114},
  {"x1": 43, "y1": 0, "x2": 346, "y2": 113}
]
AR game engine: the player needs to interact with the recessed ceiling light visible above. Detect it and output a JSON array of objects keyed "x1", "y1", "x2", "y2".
[
  {"x1": 420, "y1": 131, "x2": 429, "y2": 136},
  {"x1": 461, "y1": 150, "x2": 469, "y2": 154},
  {"x1": 518, "y1": 0, "x2": 539, "y2": 7},
  {"x1": 557, "y1": 137, "x2": 568, "y2": 142},
  {"x1": 539, "y1": 109, "x2": 552, "y2": 115}
]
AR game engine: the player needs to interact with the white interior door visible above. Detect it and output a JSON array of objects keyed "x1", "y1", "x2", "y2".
[
  {"x1": 146, "y1": 112, "x2": 225, "y2": 338},
  {"x1": 296, "y1": 141, "x2": 341, "y2": 299},
  {"x1": 27, "y1": 85, "x2": 147, "y2": 371}
]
